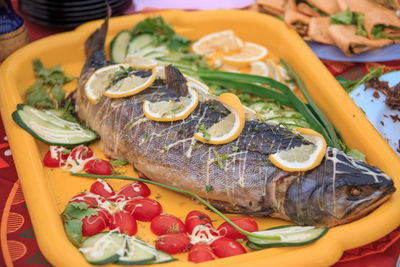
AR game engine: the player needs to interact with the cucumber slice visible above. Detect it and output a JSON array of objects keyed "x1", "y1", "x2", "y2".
[
  {"x1": 127, "y1": 34, "x2": 154, "y2": 56},
  {"x1": 247, "y1": 225, "x2": 328, "y2": 247},
  {"x1": 273, "y1": 110, "x2": 304, "y2": 119},
  {"x1": 246, "y1": 241, "x2": 267, "y2": 250},
  {"x1": 266, "y1": 116, "x2": 310, "y2": 128},
  {"x1": 12, "y1": 104, "x2": 97, "y2": 147},
  {"x1": 79, "y1": 232, "x2": 125, "y2": 265},
  {"x1": 133, "y1": 239, "x2": 176, "y2": 264},
  {"x1": 137, "y1": 45, "x2": 168, "y2": 57},
  {"x1": 118, "y1": 238, "x2": 155, "y2": 265},
  {"x1": 111, "y1": 30, "x2": 132, "y2": 63},
  {"x1": 249, "y1": 101, "x2": 280, "y2": 112}
]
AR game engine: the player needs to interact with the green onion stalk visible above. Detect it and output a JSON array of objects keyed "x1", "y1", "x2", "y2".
[{"x1": 72, "y1": 172, "x2": 281, "y2": 241}]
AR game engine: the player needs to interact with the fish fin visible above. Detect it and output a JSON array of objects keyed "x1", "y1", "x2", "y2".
[
  {"x1": 83, "y1": 5, "x2": 111, "y2": 70},
  {"x1": 165, "y1": 65, "x2": 189, "y2": 97}
]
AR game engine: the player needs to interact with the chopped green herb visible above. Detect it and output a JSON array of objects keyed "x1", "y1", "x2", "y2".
[
  {"x1": 144, "y1": 132, "x2": 149, "y2": 141},
  {"x1": 212, "y1": 149, "x2": 229, "y2": 170},
  {"x1": 162, "y1": 146, "x2": 168, "y2": 151},
  {"x1": 64, "y1": 202, "x2": 98, "y2": 220},
  {"x1": 231, "y1": 145, "x2": 239, "y2": 152},
  {"x1": 206, "y1": 185, "x2": 213, "y2": 193},
  {"x1": 198, "y1": 123, "x2": 211, "y2": 141},
  {"x1": 109, "y1": 159, "x2": 128, "y2": 168}
]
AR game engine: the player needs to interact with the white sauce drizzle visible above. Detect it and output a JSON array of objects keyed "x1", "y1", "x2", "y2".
[{"x1": 189, "y1": 224, "x2": 223, "y2": 245}]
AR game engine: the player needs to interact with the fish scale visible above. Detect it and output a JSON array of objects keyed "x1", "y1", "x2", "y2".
[{"x1": 74, "y1": 17, "x2": 395, "y2": 227}]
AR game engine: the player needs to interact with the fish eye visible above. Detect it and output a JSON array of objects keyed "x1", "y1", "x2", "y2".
[{"x1": 350, "y1": 187, "x2": 362, "y2": 197}]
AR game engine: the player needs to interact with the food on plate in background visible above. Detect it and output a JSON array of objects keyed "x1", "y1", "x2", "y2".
[{"x1": 251, "y1": 0, "x2": 400, "y2": 56}]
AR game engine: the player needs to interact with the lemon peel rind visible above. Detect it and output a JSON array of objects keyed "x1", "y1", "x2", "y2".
[
  {"x1": 143, "y1": 87, "x2": 199, "y2": 122},
  {"x1": 194, "y1": 93, "x2": 245, "y2": 145},
  {"x1": 269, "y1": 127, "x2": 327, "y2": 172}
]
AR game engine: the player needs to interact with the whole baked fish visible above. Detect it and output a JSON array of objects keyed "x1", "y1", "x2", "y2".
[{"x1": 74, "y1": 18, "x2": 395, "y2": 227}]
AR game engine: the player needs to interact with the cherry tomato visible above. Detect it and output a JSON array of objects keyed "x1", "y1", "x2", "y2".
[
  {"x1": 82, "y1": 212, "x2": 108, "y2": 236},
  {"x1": 155, "y1": 233, "x2": 191, "y2": 254},
  {"x1": 116, "y1": 181, "x2": 151, "y2": 199},
  {"x1": 84, "y1": 159, "x2": 113, "y2": 175},
  {"x1": 188, "y1": 243, "x2": 216, "y2": 263},
  {"x1": 70, "y1": 145, "x2": 94, "y2": 161},
  {"x1": 109, "y1": 210, "x2": 137, "y2": 236},
  {"x1": 43, "y1": 147, "x2": 69, "y2": 167},
  {"x1": 124, "y1": 197, "x2": 162, "y2": 222},
  {"x1": 217, "y1": 217, "x2": 258, "y2": 240},
  {"x1": 210, "y1": 237, "x2": 246, "y2": 258},
  {"x1": 185, "y1": 210, "x2": 213, "y2": 235},
  {"x1": 151, "y1": 214, "x2": 186, "y2": 235},
  {"x1": 90, "y1": 179, "x2": 115, "y2": 198},
  {"x1": 69, "y1": 192, "x2": 105, "y2": 207},
  {"x1": 96, "y1": 207, "x2": 112, "y2": 224}
]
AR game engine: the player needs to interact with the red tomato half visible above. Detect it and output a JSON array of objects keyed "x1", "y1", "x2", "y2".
[
  {"x1": 188, "y1": 243, "x2": 216, "y2": 263},
  {"x1": 43, "y1": 147, "x2": 69, "y2": 167},
  {"x1": 90, "y1": 179, "x2": 115, "y2": 198},
  {"x1": 151, "y1": 214, "x2": 186, "y2": 235},
  {"x1": 109, "y1": 210, "x2": 137, "y2": 236},
  {"x1": 70, "y1": 145, "x2": 94, "y2": 161},
  {"x1": 155, "y1": 233, "x2": 191, "y2": 254},
  {"x1": 116, "y1": 181, "x2": 151, "y2": 199},
  {"x1": 84, "y1": 159, "x2": 113, "y2": 175},
  {"x1": 217, "y1": 217, "x2": 258, "y2": 240},
  {"x1": 124, "y1": 197, "x2": 162, "y2": 222},
  {"x1": 210, "y1": 237, "x2": 246, "y2": 258},
  {"x1": 185, "y1": 210, "x2": 213, "y2": 235},
  {"x1": 82, "y1": 213, "x2": 108, "y2": 236},
  {"x1": 69, "y1": 192, "x2": 105, "y2": 207}
]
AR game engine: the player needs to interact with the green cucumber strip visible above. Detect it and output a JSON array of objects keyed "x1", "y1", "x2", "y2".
[
  {"x1": 79, "y1": 232, "x2": 125, "y2": 265},
  {"x1": 137, "y1": 45, "x2": 168, "y2": 57},
  {"x1": 246, "y1": 241, "x2": 267, "y2": 250},
  {"x1": 133, "y1": 239, "x2": 176, "y2": 264},
  {"x1": 126, "y1": 34, "x2": 154, "y2": 56},
  {"x1": 249, "y1": 101, "x2": 281, "y2": 112},
  {"x1": 117, "y1": 238, "x2": 155, "y2": 265},
  {"x1": 265, "y1": 117, "x2": 310, "y2": 128},
  {"x1": 12, "y1": 104, "x2": 97, "y2": 147},
  {"x1": 247, "y1": 225, "x2": 328, "y2": 247},
  {"x1": 111, "y1": 30, "x2": 132, "y2": 63}
]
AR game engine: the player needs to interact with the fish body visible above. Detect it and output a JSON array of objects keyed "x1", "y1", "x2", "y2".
[{"x1": 74, "y1": 19, "x2": 395, "y2": 227}]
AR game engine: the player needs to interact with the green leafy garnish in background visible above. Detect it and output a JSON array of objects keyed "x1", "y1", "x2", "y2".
[
  {"x1": 132, "y1": 16, "x2": 191, "y2": 52},
  {"x1": 25, "y1": 58, "x2": 74, "y2": 109},
  {"x1": 337, "y1": 67, "x2": 384, "y2": 93},
  {"x1": 330, "y1": 9, "x2": 367, "y2": 37},
  {"x1": 63, "y1": 202, "x2": 98, "y2": 220}
]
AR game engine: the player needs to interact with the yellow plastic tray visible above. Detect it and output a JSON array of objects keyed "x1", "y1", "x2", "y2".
[{"x1": 1, "y1": 10, "x2": 399, "y2": 267}]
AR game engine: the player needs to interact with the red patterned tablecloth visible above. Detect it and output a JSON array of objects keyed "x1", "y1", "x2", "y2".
[{"x1": 1, "y1": 2, "x2": 400, "y2": 266}]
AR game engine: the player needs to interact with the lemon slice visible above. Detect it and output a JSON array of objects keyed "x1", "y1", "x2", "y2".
[
  {"x1": 143, "y1": 86, "x2": 199, "y2": 122},
  {"x1": 126, "y1": 55, "x2": 158, "y2": 69},
  {"x1": 249, "y1": 61, "x2": 269, "y2": 77},
  {"x1": 269, "y1": 127, "x2": 327, "y2": 172},
  {"x1": 194, "y1": 93, "x2": 245, "y2": 145},
  {"x1": 103, "y1": 65, "x2": 156, "y2": 98},
  {"x1": 265, "y1": 59, "x2": 281, "y2": 81},
  {"x1": 192, "y1": 30, "x2": 243, "y2": 58},
  {"x1": 222, "y1": 42, "x2": 268, "y2": 66},
  {"x1": 85, "y1": 64, "x2": 156, "y2": 103},
  {"x1": 186, "y1": 76, "x2": 210, "y2": 94}
]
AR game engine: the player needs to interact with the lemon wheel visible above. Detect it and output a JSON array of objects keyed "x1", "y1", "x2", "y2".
[
  {"x1": 269, "y1": 127, "x2": 327, "y2": 172},
  {"x1": 194, "y1": 93, "x2": 245, "y2": 145}
]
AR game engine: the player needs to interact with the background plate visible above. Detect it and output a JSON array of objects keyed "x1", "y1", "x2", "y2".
[
  {"x1": 308, "y1": 41, "x2": 400, "y2": 62},
  {"x1": 1, "y1": 10, "x2": 400, "y2": 267},
  {"x1": 350, "y1": 71, "x2": 400, "y2": 157}
]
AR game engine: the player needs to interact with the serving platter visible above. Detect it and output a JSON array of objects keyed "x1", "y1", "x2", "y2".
[{"x1": 1, "y1": 10, "x2": 400, "y2": 267}]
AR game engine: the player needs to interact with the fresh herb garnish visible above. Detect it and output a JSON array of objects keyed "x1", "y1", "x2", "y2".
[
  {"x1": 198, "y1": 123, "x2": 211, "y2": 141},
  {"x1": 162, "y1": 146, "x2": 168, "y2": 151},
  {"x1": 212, "y1": 149, "x2": 229, "y2": 170},
  {"x1": 64, "y1": 219, "x2": 82, "y2": 247},
  {"x1": 109, "y1": 159, "x2": 128, "y2": 168},
  {"x1": 206, "y1": 185, "x2": 213, "y2": 193},
  {"x1": 63, "y1": 202, "x2": 98, "y2": 220},
  {"x1": 231, "y1": 145, "x2": 239, "y2": 152},
  {"x1": 330, "y1": 9, "x2": 367, "y2": 37},
  {"x1": 25, "y1": 58, "x2": 74, "y2": 109},
  {"x1": 337, "y1": 67, "x2": 384, "y2": 93}
]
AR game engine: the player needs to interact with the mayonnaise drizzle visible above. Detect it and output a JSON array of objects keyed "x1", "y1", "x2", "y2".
[{"x1": 189, "y1": 224, "x2": 224, "y2": 245}]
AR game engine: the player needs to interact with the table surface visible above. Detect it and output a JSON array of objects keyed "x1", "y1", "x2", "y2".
[{"x1": 1, "y1": 1, "x2": 400, "y2": 266}]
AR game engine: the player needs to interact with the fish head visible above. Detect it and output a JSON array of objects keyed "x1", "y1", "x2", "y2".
[{"x1": 284, "y1": 148, "x2": 395, "y2": 227}]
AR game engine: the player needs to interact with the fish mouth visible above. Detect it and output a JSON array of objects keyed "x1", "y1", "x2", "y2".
[{"x1": 338, "y1": 186, "x2": 396, "y2": 226}]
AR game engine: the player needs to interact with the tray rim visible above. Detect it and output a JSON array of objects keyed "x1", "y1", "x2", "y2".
[{"x1": 0, "y1": 9, "x2": 399, "y2": 267}]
